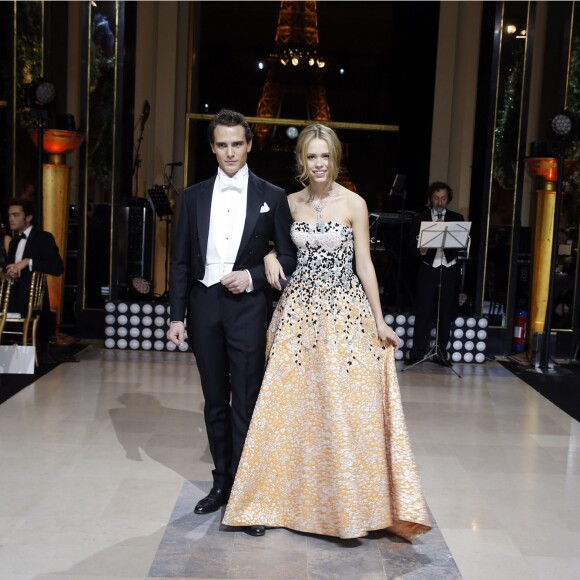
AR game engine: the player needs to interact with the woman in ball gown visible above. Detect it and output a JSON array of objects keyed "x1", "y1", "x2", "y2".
[{"x1": 222, "y1": 124, "x2": 431, "y2": 541}]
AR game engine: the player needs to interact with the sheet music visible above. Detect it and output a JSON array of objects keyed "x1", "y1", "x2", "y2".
[{"x1": 418, "y1": 221, "x2": 471, "y2": 250}]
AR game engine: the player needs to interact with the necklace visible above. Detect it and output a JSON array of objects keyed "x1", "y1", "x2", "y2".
[{"x1": 308, "y1": 189, "x2": 333, "y2": 222}]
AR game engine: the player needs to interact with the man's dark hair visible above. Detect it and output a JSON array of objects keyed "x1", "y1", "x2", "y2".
[
  {"x1": 207, "y1": 109, "x2": 253, "y2": 144},
  {"x1": 426, "y1": 181, "x2": 453, "y2": 204},
  {"x1": 8, "y1": 197, "x2": 35, "y2": 218}
]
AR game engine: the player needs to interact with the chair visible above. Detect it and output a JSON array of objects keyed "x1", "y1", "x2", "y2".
[
  {"x1": 1, "y1": 271, "x2": 47, "y2": 365},
  {"x1": 0, "y1": 272, "x2": 13, "y2": 340}
]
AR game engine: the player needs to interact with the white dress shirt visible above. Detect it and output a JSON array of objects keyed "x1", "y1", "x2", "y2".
[
  {"x1": 431, "y1": 209, "x2": 456, "y2": 268},
  {"x1": 15, "y1": 225, "x2": 34, "y2": 269},
  {"x1": 201, "y1": 165, "x2": 249, "y2": 287}
]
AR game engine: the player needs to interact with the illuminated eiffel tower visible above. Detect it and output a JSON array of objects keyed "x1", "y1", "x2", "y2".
[
  {"x1": 253, "y1": 1, "x2": 356, "y2": 191},
  {"x1": 253, "y1": 0, "x2": 331, "y2": 147}
]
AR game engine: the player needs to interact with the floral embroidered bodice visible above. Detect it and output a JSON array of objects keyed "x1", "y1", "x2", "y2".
[{"x1": 291, "y1": 221, "x2": 354, "y2": 288}]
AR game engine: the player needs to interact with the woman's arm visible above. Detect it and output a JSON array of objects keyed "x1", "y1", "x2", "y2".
[
  {"x1": 264, "y1": 248, "x2": 286, "y2": 290},
  {"x1": 350, "y1": 194, "x2": 401, "y2": 349}
]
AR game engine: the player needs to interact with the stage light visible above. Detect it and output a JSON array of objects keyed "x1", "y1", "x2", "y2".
[
  {"x1": 551, "y1": 111, "x2": 574, "y2": 137},
  {"x1": 286, "y1": 126, "x2": 298, "y2": 139},
  {"x1": 25, "y1": 78, "x2": 56, "y2": 109},
  {"x1": 506, "y1": 24, "x2": 517, "y2": 34},
  {"x1": 131, "y1": 276, "x2": 152, "y2": 298}
]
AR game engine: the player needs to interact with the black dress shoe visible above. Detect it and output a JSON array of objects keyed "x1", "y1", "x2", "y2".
[
  {"x1": 194, "y1": 488, "x2": 230, "y2": 514},
  {"x1": 244, "y1": 525, "x2": 265, "y2": 536}
]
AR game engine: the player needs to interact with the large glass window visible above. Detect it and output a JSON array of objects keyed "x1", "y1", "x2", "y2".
[{"x1": 481, "y1": 1, "x2": 532, "y2": 328}]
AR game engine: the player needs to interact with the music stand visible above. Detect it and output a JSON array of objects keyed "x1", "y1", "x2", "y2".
[
  {"x1": 403, "y1": 221, "x2": 471, "y2": 377},
  {"x1": 389, "y1": 173, "x2": 407, "y2": 203},
  {"x1": 147, "y1": 186, "x2": 173, "y2": 219}
]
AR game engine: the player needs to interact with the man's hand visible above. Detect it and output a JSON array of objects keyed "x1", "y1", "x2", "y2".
[
  {"x1": 5, "y1": 260, "x2": 28, "y2": 280},
  {"x1": 221, "y1": 270, "x2": 250, "y2": 294},
  {"x1": 167, "y1": 321, "x2": 185, "y2": 346}
]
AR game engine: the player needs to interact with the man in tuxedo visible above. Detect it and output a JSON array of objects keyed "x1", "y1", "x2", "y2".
[
  {"x1": 405, "y1": 182, "x2": 464, "y2": 367},
  {"x1": 4, "y1": 198, "x2": 64, "y2": 358},
  {"x1": 167, "y1": 109, "x2": 296, "y2": 536}
]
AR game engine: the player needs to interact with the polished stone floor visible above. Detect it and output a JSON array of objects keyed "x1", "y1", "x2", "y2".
[{"x1": 0, "y1": 346, "x2": 579, "y2": 579}]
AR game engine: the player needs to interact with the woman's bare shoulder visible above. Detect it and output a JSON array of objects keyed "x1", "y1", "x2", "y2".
[{"x1": 339, "y1": 186, "x2": 367, "y2": 209}]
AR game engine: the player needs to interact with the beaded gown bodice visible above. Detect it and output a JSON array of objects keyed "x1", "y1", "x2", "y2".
[{"x1": 291, "y1": 221, "x2": 354, "y2": 287}]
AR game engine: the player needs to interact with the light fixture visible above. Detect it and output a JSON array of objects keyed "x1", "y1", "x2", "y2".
[
  {"x1": 25, "y1": 78, "x2": 56, "y2": 109},
  {"x1": 286, "y1": 126, "x2": 298, "y2": 140},
  {"x1": 276, "y1": 47, "x2": 326, "y2": 70},
  {"x1": 506, "y1": 24, "x2": 517, "y2": 34},
  {"x1": 551, "y1": 111, "x2": 574, "y2": 137},
  {"x1": 131, "y1": 276, "x2": 153, "y2": 298}
]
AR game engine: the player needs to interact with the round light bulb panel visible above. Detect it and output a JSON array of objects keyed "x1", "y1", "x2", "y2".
[{"x1": 551, "y1": 113, "x2": 573, "y2": 136}]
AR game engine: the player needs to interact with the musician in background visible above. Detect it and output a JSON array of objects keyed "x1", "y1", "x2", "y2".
[{"x1": 405, "y1": 181, "x2": 464, "y2": 366}]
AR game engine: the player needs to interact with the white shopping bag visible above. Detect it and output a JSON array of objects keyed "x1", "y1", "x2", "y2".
[{"x1": 0, "y1": 345, "x2": 36, "y2": 374}]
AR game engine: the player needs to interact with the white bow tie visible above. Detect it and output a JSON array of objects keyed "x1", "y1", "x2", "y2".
[{"x1": 220, "y1": 176, "x2": 243, "y2": 192}]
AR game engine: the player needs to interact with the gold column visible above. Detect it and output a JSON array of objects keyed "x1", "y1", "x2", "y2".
[
  {"x1": 529, "y1": 179, "x2": 556, "y2": 337},
  {"x1": 43, "y1": 161, "x2": 71, "y2": 323},
  {"x1": 525, "y1": 157, "x2": 577, "y2": 347},
  {"x1": 28, "y1": 129, "x2": 85, "y2": 328}
]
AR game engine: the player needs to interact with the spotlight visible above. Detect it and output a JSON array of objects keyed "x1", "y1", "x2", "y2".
[
  {"x1": 25, "y1": 78, "x2": 56, "y2": 109},
  {"x1": 551, "y1": 111, "x2": 574, "y2": 138},
  {"x1": 286, "y1": 126, "x2": 298, "y2": 139},
  {"x1": 131, "y1": 276, "x2": 153, "y2": 299}
]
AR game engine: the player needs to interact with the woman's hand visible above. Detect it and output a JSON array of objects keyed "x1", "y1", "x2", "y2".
[
  {"x1": 377, "y1": 320, "x2": 401, "y2": 351},
  {"x1": 264, "y1": 251, "x2": 286, "y2": 290}
]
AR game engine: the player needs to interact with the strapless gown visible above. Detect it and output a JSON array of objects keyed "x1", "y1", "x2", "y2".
[{"x1": 222, "y1": 221, "x2": 432, "y2": 540}]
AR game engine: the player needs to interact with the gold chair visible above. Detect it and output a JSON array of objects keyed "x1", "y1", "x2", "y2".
[
  {"x1": 0, "y1": 272, "x2": 13, "y2": 341},
  {"x1": 1, "y1": 271, "x2": 47, "y2": 365}
]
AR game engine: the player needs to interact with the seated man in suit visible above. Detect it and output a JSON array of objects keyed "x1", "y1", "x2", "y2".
[{"x1": 4, "y1": 198, "x2": 64, "y2": 359}]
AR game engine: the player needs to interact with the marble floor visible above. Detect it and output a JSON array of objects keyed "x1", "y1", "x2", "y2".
[{"x1": 0, "y1": 345, "x2": 579, "y2": 580}]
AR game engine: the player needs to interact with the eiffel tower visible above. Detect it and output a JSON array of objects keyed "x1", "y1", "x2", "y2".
[
  {"x1": 253, "y1": 0, "x2": 330, "y2": 148},
  {"x1": 253, "y1": 1, "x2": 356, "y2": 191}
]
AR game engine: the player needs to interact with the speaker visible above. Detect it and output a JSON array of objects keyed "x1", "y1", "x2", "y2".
[{"x1": 119, "y1": 197, "x2": 154, "y2": 286}]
